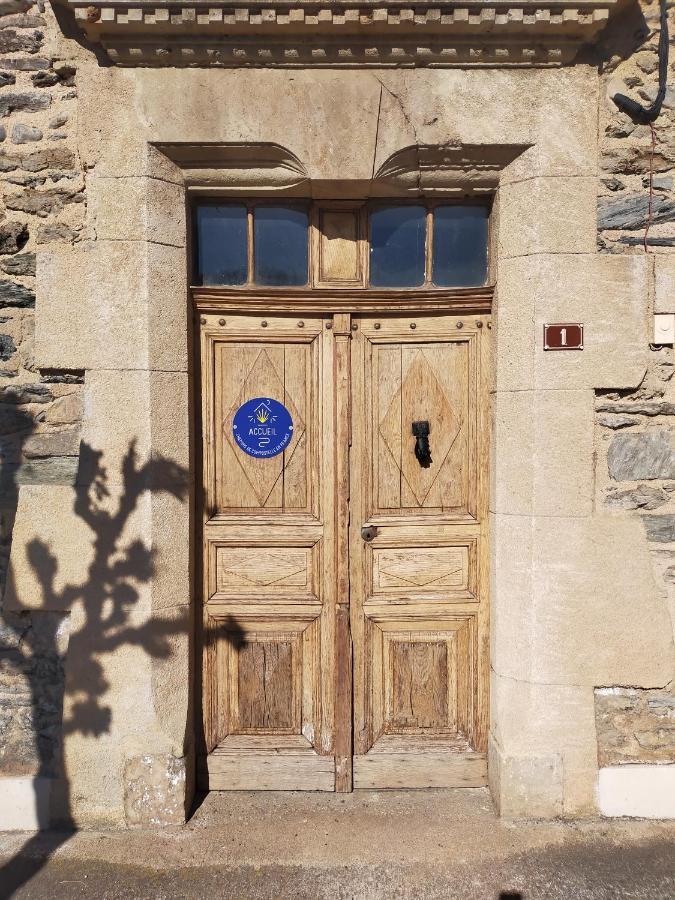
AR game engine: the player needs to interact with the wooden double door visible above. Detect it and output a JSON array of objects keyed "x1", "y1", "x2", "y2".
[{"x1": 198, "y1": 308, "x2": 490, "y2": 791}]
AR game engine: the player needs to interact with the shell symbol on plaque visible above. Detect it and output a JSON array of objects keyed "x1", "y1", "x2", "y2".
[
  {"x1": 232, "y1": 397, "x2": 294, "y2": 458},
  {"x1": 254, "y1": 402, "x2": 271, "y2": 424}
]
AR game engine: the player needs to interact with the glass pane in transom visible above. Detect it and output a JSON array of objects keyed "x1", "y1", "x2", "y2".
[
  {"x1": 432, "y1": 206, "x2": 488, "y2": 287},
  {"x1": 194, "y1": 204, "x2": 248, "y2": 286},
  {"x1": 253, "y1": 206, "x2": 309, "y2": 286},
  {"x1": 369, "y1": 206, "x2": 426, "y2": 288}
]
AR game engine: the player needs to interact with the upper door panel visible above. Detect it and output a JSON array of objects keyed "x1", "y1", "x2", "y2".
[
  {"x1": 361, "y1": 317, "x2": 481, "y2": 523},
  {"x1": 202, "y1": 316, "x2": 322, "y2": 519}
]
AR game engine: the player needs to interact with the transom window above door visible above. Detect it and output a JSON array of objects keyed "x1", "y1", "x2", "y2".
[{"x1": 193, "y1": 202, "x2": 490, "y2": 290}]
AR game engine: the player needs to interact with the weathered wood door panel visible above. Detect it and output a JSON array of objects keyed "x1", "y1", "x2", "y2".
[
  {"x1": 350, "y1": 314, "x2": 490, "y2": 788},
  {"x1": 199, "y1": 314, "x2": 337, "y2": 791},
  {"x1": 199, "y1": 310, "x2": 489, "y2": 791}
]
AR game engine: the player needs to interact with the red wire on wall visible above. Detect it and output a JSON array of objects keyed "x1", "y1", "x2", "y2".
[{"x1": 644, "y1": 122, "x2": 656, "y2": 253}]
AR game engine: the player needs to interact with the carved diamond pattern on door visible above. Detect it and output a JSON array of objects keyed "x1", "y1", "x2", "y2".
[
  {"x1": 216, "y1": 547, "x2": 311, "y2": 593},
  {"x1": 375, "y1": 342, "x2": 470, "y2": 516},
  {"x1": 374, "y1": 546, "x2": 469, "y2": 591},
  {"x1": 217, "y1": 341, "x2": 310, "y2": 512}
]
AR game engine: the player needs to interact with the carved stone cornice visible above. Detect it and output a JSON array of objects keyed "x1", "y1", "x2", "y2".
[{"x1": 67, "y1": 1, "x2": 619, "y2": 67}]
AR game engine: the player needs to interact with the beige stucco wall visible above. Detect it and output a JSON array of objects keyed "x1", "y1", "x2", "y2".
[{"x1": 2, "y1": 13, "x2": 675, "y2": 825}]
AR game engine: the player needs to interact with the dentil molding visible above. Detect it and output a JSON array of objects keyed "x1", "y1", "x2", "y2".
[{"x1": 65, "y1": 1, "x2": 619, "y2": 67}]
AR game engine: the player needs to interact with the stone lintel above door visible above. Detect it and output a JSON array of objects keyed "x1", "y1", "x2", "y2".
[{"x1": 66, "y1": 0, "x2": 618, "y2": 67}]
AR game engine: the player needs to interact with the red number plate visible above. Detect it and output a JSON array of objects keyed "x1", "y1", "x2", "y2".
[{"x1": 543, "y1": 323, "x2": 583, "y2": 351}]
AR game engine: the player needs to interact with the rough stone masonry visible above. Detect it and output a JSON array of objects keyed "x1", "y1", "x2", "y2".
[
  {"x1": 0, "y1": 0, "x2": 83, "y2": 785},
  {"x1": 594, "y1": 0, "x2": 675, "y2": 765}
]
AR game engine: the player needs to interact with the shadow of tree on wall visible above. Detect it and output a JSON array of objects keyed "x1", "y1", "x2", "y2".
[{"x1": 0, "y1": 438, "x2": 189, "y2": 897}]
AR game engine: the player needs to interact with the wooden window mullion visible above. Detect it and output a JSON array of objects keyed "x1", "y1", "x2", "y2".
[{"x1": 247, "y1": 205, "x2": 254, "y2": 286}]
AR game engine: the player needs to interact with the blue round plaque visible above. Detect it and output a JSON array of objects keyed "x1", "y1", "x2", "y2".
[{"x1": 232, "y1": 397, "x2": 294, "y2": 458}]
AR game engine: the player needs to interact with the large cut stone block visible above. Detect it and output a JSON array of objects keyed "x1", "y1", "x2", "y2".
[
  {"x1": 490, "y1": 512, "x2": 534, "y2": 681},
  {"x1": 149, "y1": 486, "x2": 190, "y2": 617},
  {"x1": 77, "y1": 68, "x2": 183, "y2": 181},
  {"x1": 149, "y1": 371, "x2": 191, "y2": 481},
  {"x1": 494, "y1": 254, "x2": 648, "y2": 393},
  {"x1": 147, "y1": 368, "x2": 191, "y2": 744},
  {"x1": 488, "y1": 739, "x2": 563, "y2": 819},
  {"x1": 492, "y1": 513, "x2": 674, "y2": 686},
  {"x1": 82, "y1": 67, "x2": 382, "y2": 188},
  {"x1": 376, "y1": 68, "x2": 597, "y2": 184},
  {"x1": 36, "y1": 241, "x2": 188, "y2": 372},
  {"x1": 88, "y1": 176, "x2": 186, "y2": 248},
  {"x1": 81, "y1": 370, "x2": 151, "y2": 485},
  {"x1": 147, "y1": 242, "x2": 189, "y2": 374},
  {"x1": 498, "y1": 176, "x2": 597, "y2": 258},
  {"x1": 36, "y1": 242, "x2": 147, "y2": 371},
  {"x1": 491, "y1": 676, "x2": 598, "y2": 816},
  {"x1": 151, "y1": 601, "x2": 192, "y2": 746},
  {"x1": 533, "y1": 516, "x2": 674, "y2": 685},
  {"x1": 4, "y1": 459, "x2": 160, "y2": 618},
  {"x1": 492, "y1": 389, "x2": 593, "y2": 517},
  {"x1": 497, "y1": 67, "x2": 598, "y2": 183},
  {"x1": 81, "y1": 370, "x2": 189, "y2": 490},
  {"x1": 492, "y1": 255, "x2": 536, "y2": 393},
  {"x1": 4, "y1": 485, "x2": 94, "y2": 612}
]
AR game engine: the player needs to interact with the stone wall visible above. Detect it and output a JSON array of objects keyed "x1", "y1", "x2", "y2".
[
  {"x1": 598, "y1": 1, "x2": 675, "y2": 253},
  {"x1": 0, "y1": 0, "x2": 674, "y2": 817},
  {"x1": 0, "y1": 0, "x2": 84, "y2": 779},
  {"x1": 595, "y1": 687, "x2": 675, "y2": 764},
  {"x1": 593, "y1": 0, "x2": 675, "y2": 763}
]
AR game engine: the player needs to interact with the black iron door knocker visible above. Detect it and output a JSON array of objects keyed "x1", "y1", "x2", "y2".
[{"x1": 412, "y1": 420, "x2": 432, "y2": 468}]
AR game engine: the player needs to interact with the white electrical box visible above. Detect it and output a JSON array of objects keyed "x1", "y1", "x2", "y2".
[{"x1": 653, "y1": 314, "x2": 675, "y2": 345}]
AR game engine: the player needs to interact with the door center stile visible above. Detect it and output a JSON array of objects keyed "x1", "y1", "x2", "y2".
[{"x1": 331, "y1": 312, "x2": 354, "y2": 792}]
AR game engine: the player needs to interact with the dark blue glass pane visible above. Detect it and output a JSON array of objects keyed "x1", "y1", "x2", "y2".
[
  {"x1": 194, "y1": 204, "x2": 248, "y2": 286},
  {"x1": 369, "y1": 206, "x2": 426, "y2": 287},
  {"x1": 254, "y1": 207, "x2": 308, "y2": 286},
  {"x1": 432, "y1": 206, "x2": 489, "y2": 287}
]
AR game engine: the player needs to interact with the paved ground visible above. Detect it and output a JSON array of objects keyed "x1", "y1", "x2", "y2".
[{"x1": 0, "y1": 789, "x2": 674, "y2": 899}]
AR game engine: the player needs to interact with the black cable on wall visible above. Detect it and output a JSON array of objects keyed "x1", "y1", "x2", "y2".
[{"x1": 612, "y1": 0, "x2": 669, "y2": 123}]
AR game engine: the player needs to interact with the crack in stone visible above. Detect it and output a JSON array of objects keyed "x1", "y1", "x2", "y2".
[
  {"x1": 372, "y1": 75, "x2": 423, "y2": 197},
  {"x1": 371, "y1": 83, "x2": 383, "y2": 183}
]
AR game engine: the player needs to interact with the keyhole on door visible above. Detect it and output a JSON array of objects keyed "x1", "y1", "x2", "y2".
[
  {"x1": 412, "y1": 421, "x2": 432, "y2": 468},
  {"x1": 361, "y1": 525, "x2": 378, "y2": 542}
]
